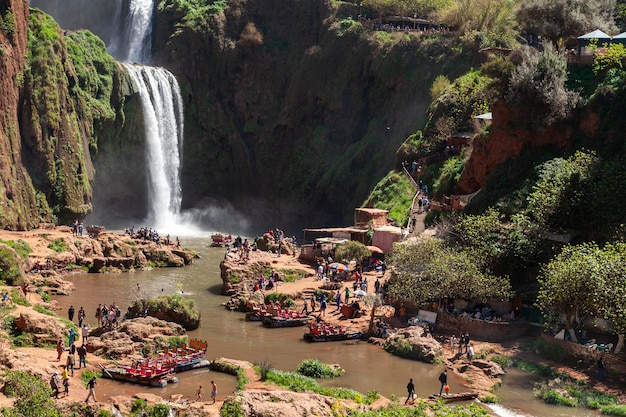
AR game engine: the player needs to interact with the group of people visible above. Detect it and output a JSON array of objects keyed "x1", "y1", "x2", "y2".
[
  {"x1": 94, "y1": 303, "x2": 122, "y2": 329},
  {"x1": 124, "y1": 226, "x2": 180, "y2": 248},
  {"x1": 450, "y1": 332, "x2": 475, "y2": 363},
  {"x1": 53, "y1": 332, "x2": 91, "y2": 401},
  {"x1": 404, "y1": 369, "x2": 449, "y2": 405},
  {"x1": 71, "y1": 219, "x2": 85, "y2": 237}
]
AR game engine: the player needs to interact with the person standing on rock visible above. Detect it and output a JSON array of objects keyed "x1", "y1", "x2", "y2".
[
  {"x1": 405, "y1": 378, "x2": 415, "y2": 405},
  {"x1": 78, "y1": 306, "x2": 85, "y2": 327},
  {"x1": 301, "y1": 297, "x2": 309, "y2": 315},
  {"x1": 438, "y1": 369, "x2": 448, "y2": 396},
  {"x1": 68, "y1": 305, "x2": 75, "y2": 322},
  {"x1": 195, "y1": 385, "x2": 203, "y2": 402},
  {"x1": 310, "y1": 294, "x2": 316, "y2": 312},
  {"x1": 56, "y1": 339, "x2": 64, "y2": 361}
]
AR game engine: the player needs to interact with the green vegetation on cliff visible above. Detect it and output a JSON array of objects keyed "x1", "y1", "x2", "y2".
[{"x1": 362, "y1": 171, "x2": 414, "y2": 226}]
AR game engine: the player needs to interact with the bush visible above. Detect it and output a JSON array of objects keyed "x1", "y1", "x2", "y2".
[
  {"x1": 255, "y1": 359, "x2": 273, "y2": 381},
  {"x1": 47, "y1": 238, "x2": 69, "y2": 253},
  {"x1": 540, "y1": 389, "x2": 578, "y2": 407},
  {"x1": 0, "y1": 246, "x2": 23, "y2": 285},
  {"x1": 2, "y1": 370, "x2": 60, "y2": 417},
  {"x1": 0, "y1": 239, "x2": 32, "y2": 259},
  {"x1": 481, "y1": 395, "x2": 501, "y2": 403},
  {"x1": 296, "y1": 359, "x2": 344, "y2": 378}
]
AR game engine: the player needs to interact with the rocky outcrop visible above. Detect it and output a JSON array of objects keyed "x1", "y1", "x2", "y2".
[
  {"x1": 125, "y1": 295, "x2": 201, "y2": 330},
  {"x1": 384, "y1": 326, "x2": 443, "y2": 363},
  {"x1": 87, "y1": 316, "x2": 186, "y2": 358},
  {"x1": 228, "y1": 390, "x2": 344, "y2": 417},
  {"x1": 14, "y1": 311, "x2": 66, "y2": 345}
]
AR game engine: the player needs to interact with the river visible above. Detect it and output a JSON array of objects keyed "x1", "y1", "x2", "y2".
[{"x1": 52, "y1": 236, "x2": 595, "y2": 416}]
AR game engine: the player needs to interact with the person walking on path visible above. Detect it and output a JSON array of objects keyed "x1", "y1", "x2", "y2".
[
  {"x1": 196, "y1": 385, "x2": 203, "y2": 402},
  {"x1": 50, "y1": 371, "x2": 61, "y2": 399},
  {"x1": 56, "y1": 339, "x2": 64, "y2": 361},
  {"x1": 77, "y1": 344, "x2": 87, "y2": 369},
  {"x1": 464, "y1": 333, "x2": 470, "y2": 353},
  {"x1": 467, "y1": 343, "x2": 475, "y2": 365},
  {"x1": 320, "y1": 294, "x2": 327, "y2": 317},
  {"x1": 68, "y1": 305, "x2": 75, "y2": 322},
  {"x1": 211, "y1": 380, "x2": 217, "y2": 404},
  {"x1": 310, "y1": 295, "x2": 316, "y2": 312},
  {"x1": 405, "y1": 378, "x2": 415, "y2": 405},
  {"x1": 301, "y1": 298, "x2": 309, "y2": 315},
  {"x1": 85, "y1": 376, "x2": 97, "y2": 403},
  {"x1": 344, "y1": 287, "x2": 350, "y2": 304},
  {"x1": 598, "y1": 357, "x2": 605, "y2": 382},
  {"x1": 438, "y1": 369, "x2": 448, "y2": 396}
]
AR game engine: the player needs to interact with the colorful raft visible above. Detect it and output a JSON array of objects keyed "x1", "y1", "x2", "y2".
[
  {"x1": 101, "y1": 339, "x2": 209, "y2": 387},
  {"x1": 303, "y1": 322, "x2": 362, "y2": 342}
]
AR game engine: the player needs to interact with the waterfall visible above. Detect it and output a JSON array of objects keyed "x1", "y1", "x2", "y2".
[
  {"x1": 117, "y1": 0, "x2": 189, "y2": 231},
  {"x1": 124, "y1": 64, "x2": 184, "y2": 230}
]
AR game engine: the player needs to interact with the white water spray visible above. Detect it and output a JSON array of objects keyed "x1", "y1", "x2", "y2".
[
  {"x1": 114, "y1": 0, "x2": 196, "y2": 232},
  {"x1": 124, "y1": 64, "x2": 184, "y2": 230}
]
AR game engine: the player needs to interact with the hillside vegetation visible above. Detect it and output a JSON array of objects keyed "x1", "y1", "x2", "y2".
[{"x1": 365, "y1": 0, "x2": 626, "y2": 354}]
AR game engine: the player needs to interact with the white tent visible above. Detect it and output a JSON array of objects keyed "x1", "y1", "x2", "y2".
[
  {"x1": 577, "y1": 29, "x2": 611, "y2": 41},
  {"x1": 612, "y1": 32, "x2": 626, "y2": 45}
]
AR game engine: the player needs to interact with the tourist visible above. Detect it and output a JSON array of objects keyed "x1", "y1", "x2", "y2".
[
  {"x1": 77, "y1": 344, "x2": 87, "y2": 369},
  {"x1": 68, "y1": 305, "x2": 75, "y2": 322},
  {"x1": 344, "y1": 287, "x2": 350, "y2": 304},
  {"x1": 81, "y1": 323, "x2": 90, "y2": 344},
  {"x1": 598, "y1": 357, "x2": 605, "y2": 381},
  {"x1": 211, "y1": 380, "x2": 217, "y2": 404},
  {"x1": 335, "y1": 291, "x2": 342, "y2": 311},
  {"x1": 464, "y1": 333, "x2": 470, "y2": 353},
  {"x1": 458, "y1": 333, "x2": 465, "y2": 354},
  {"x1": 85, "y1": 376, "x2": 97, "y2": 403},
  {"x1": 310, "y1": 294, "x2": 316, "y2": 312},
  {"x1": 301, "y1": 298, "x2": 309, "y2": 315},
  {"x1": 66, "y1": 343, "x2": 76, "y2": 376},
  {"x1": 467, "y1": 343, "x2": 475, "y2": 364},
  {"x1": 56, "y1": 339, "x2": 64, "y2": 361},
  {"x1": 50, "y1": 371, "x2": 60, "y2": 399},
  {"x1": 95, "y1": 304, "x2": 101, "y2": 325},
  {"x1": 438, "y1": 369, "x2": 448, "y2": 396},
  {"x1": 196, "y1": 385, "x2": 203, "y2": 402},
  {"x1": 78, "y1": 306, "x2": 85, "y2": 327},
  {"x1": 319, "y1": 294, "x2": 327, "y2": 317},
  {"x1": 63, "y1": 370, "x2": 70, "y2": 397},
  {"x1": 405, "y1": 378, "x2": 415, "y2": 405},
  {"x1": 450, "y1": 334, "x2": 457, "y2": 350}
]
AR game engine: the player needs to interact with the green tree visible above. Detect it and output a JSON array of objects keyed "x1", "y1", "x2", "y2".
[
  {"x1": 387, "y1": 237, "x2": 511, "y2": 305},
  {"x1": 506, "y1": 43, "x2": 579, "y2": 130},
  {"x1": 595, "y1": 242, "x2": 626, "y2": 353},
  {"x1": 334, "y1": 241, "x2": 372, "y2": 265},
  {"x1": 516, "y1": 0, "x2": 616, "y2": 46},
  {"x1": 536, "y1": 243, "x2": 605, "y2": 342}
]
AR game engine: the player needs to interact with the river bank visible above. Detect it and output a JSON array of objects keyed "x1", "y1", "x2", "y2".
[{"x1": 1, "y1": 228, "x2": 625, "y2": 416}]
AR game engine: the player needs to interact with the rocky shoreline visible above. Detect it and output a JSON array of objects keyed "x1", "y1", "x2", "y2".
[{"x1": 1, "y1": 227, "x2": 622, "y2": 416}]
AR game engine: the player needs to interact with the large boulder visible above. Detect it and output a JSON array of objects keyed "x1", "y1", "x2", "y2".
[
  {"x1": 229, "y1": 390, "x2": 340, "y2": 417},
  {"x1": 14, "y1": 311, "x2": 66, "y2": 345},
  {"x1": 125, "y1": 295, "x2": 200, "y2": 330},
  {"x1": 384, "y1": 326, "x2": 443, "y2": 363}
]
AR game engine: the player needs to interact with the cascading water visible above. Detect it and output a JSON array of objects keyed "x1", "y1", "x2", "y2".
[
  {"x1": 124, "y1": 64, "x2": 184, "y2": 228},
  {"x1": 113, "y1": 0, "x2": 189, "y2": 231}
]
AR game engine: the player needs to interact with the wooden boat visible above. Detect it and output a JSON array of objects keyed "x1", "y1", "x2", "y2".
[
  {"x1": 101, "y1": 339, "x2": 209, "y2": 387},
  {"x1": 303, "y1": 322, "x2": 362, "y2": 342},
  {"x1": 262, "y1": 315, "x2": 310, "y2": 328},
  {"x1": 101, "y1": 365, "x2": 178, "y2": 387},
  {"x1": 210, "y1": 233, "x2": 233, "y2": 247},
  {"x1": 428, "y1": 392, "x2": 479, "y2": 402},
  {"x1": 303, "y1": 330, "x2": 362, "y2": 342},
  {"x1": 245, "y1": 310, "x2": 271, "y2": 321}
]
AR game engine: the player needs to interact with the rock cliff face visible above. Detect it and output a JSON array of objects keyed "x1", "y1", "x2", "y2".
[
  {"x1": 3, "y1": 0, "x2": 475, "y2": 231},
  {"x1": 149, "y1": 0, "x2": 474, "y2": 229},
  {"x1": 0, "y1": 1, "x2": 142, "y2": 229}
]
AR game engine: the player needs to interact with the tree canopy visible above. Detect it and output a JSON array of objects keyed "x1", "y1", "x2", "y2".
[
  {"x1": 335, "y1": 241, "x2": 372, "y2": 264},
  {"x1": 516, "y1": 0, "x2": 617, "y2": 46},
  {"x1": 387, "y1": 236, "x2": 512, "y2": 305}
]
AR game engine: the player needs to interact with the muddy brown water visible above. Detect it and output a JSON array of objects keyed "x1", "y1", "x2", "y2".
[{"x1": 52, "y1": 236, "x2": 595, "y2": 416}]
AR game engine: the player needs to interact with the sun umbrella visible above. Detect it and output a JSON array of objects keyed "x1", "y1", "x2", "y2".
[
  {"x1": 355, "y1": 289, "x2": 366, "y2": 297},
  {"x1": 367, "y1": 245, "x2": 384, "y2": 254},
  {"x1": 328, "y1": 262, "x2": 349, "y2": 271}
]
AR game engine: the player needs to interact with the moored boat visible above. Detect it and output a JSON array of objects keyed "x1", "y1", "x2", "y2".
[
  {"x1": 101, "y1": 339, "x2": 209, "y2": 387},
  {"x1": 261, "y1": 315, "x2": 310, "y2": 328},
  {"x1": 303, "y1": 322, "x2": 363, "y2": 342}
]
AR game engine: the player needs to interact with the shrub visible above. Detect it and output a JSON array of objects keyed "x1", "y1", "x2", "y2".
[
  {"x1": 481, "y1": 395, "x2": 501, "y2": 403},
  {"x1": 47, "y1": 238, "x2": 69, "y2": 253},
  {"x1": 255, "y1": 359, "x2": 273, "y2": 381},
  {"x1": 33, "y1": 305, "x2": 54, "y2": 316},
  {"x1": 431, "y1": 75, "x2": 451, "y2": 100},
  {"x1": 540, "y1": 389, "x2": 577, "y2": 407},
  {"x1": 0, "y1": 239, "x2": 32, "y2": 259},
  {"x1": 37, "y1": 288, "x2": 51, "y2": 302},
  {"x1": 2, "y1": 370, "x2": 60, "y2": 417},
  {"x1": 0, "y1": 246, "x2": 23, "y2": 285},
  {"x1": 489, "y1": 355, "x2": 511, "y2": 369},
  {"x1": 10, "y1": 289, "x2": 30, "y2": 306},
  {"x1": 296, "y1": 359, "x2": 343, "y2": 378},
  {"x1": 601, "y1": 405, "x2": 626, "y2": 416}
]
